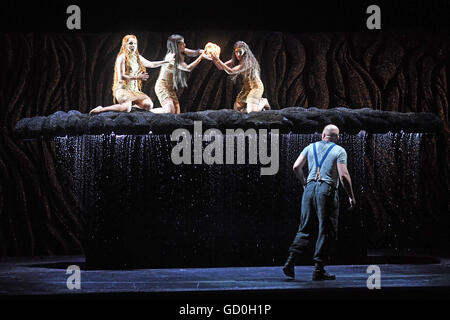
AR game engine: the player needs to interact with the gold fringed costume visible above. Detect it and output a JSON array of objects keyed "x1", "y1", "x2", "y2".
[
  {"x1": 155, "y1": 59, "x2": 179, "y2": 105},
  {"x1": 113, "y1": 53, "x2": 150, "y2": 108},
  {"x1": 234, "y1": 72, "x2": 264, "y2": 111}
]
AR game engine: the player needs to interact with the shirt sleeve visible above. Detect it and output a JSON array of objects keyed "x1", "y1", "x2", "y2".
[
  {"x1": 337, "y1": 148, "x2": 347, "y2": 164},
  {"x1": 300, "y1": 144, "x2": 310, "y2": 157}
]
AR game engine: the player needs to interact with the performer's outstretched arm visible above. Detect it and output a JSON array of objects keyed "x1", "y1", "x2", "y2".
[
  {"x1": 213, "y1": 59, "x2": 233, "y2": 70},
  {"x1": 140, "y1": 54, "x2": 174, "y2": 68},
  {"x1": 211, "y1": 53, "x2": 243, "y2": 75},
  {"x1": 184, "y1": 48, "x2": 203, "y2": 57},
  {"x1": 178, "y1": 53, "x2": 211, "y2": 72}
]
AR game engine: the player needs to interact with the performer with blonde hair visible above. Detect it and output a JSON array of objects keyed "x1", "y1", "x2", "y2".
[
  {"x1": 211, "y1": 41, "x2": 270, "y2": 113},
  {"x1": 90, "y1": 35, "x2": 173, "y2": 115}
]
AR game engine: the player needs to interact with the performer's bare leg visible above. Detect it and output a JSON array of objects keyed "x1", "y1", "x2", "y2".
[
  {"x1": 259, "y1": 98, "x2": 271, "y2": 111},
  {"x1": 234, "y1": 101, "x2": 247, "y2": 113},
  {"x1": 89, "y1": 101, "x2": 133, "y2": 115},
  {"x1": 246, "y1": 102, "x2": 259, "y2": 113},
  {"x1": 135, "y1": 98, "x2": 154, "y2": 111},
  {"x1": 151, "y1": 98, "x2": 179, "y2": 114},
  {"x1": 150, "y1": 108, "x2": 167, "y2": 114},
  {"x1": 173, "y1": 101, "x2": 181, "y2": 114},
  {"x1": 247, "y1": 98, "x2": 270, "y2": 113}
]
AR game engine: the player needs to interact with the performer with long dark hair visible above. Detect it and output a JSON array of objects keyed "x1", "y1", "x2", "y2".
[
  {"x1": 211, "y1": 41, "x2": 270, "y2": 113},
  {"x1": 152, "y1": 34, "x2": 210, "y2": 114}
]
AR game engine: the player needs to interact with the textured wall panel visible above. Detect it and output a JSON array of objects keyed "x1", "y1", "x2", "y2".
[{"x1": 0, "y1": 30, "x2": 448, "y2": 257}]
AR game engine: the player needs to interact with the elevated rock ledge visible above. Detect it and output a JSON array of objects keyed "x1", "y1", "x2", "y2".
[{"x1": 14, "y1": 107, "x2": 443, "y2": 139}]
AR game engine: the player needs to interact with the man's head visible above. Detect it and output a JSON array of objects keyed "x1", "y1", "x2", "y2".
[{"x1": 322, "y1": 124, "x2": 339, "y2": 142}]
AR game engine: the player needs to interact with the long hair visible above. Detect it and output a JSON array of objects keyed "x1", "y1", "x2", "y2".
[
  {"x1": 166, "y1": 34, "x2": 187, "y2": 90},
  {"x1": 229, "y1": 41, "x2": 261, "y2": 82},
  {"x1": 112, "y1": 35, "x2": 146, "y2": 102}
]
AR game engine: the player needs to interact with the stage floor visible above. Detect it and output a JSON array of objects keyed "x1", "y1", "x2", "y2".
[{"x1": 0, "y1": 255, "x2": 449, "y2": 300}]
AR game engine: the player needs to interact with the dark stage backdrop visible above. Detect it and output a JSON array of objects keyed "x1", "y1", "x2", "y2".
[{"x1": 0, "y1": 30, "x2": 449, "y2": 257}]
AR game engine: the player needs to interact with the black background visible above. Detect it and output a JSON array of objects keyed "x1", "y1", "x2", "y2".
[
  {"x1": 0, "y1": 0, "x2": 449, "y2": 305},
  {"x1": 1, "y1": 0, "x2": 449, "y2": 33}
]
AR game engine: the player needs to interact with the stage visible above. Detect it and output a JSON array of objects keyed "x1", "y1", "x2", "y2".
[
  {"x1": 1, "y1": 252, "x2": 449, "y2": 300},
  {"x1": 1, "y1": 3, "x2": 449, "y2": 311}
]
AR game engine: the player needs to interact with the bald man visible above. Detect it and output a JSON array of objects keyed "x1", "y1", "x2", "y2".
[{"x1": 283, "y1": 124, "x2": 356, "y2": 280}]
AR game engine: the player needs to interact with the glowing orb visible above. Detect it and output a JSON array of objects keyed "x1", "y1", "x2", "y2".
[{"x1": 204, "y1": 42, "x2": 221, "y2": 57}]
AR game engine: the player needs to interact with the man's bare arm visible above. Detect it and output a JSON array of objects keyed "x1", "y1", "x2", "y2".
[
  {"x1": 293, "y1": 154, "x2": 307, "y2": 186},
  {"x1": 337, "y1": 163, "x2": 356, "y2": 209}
]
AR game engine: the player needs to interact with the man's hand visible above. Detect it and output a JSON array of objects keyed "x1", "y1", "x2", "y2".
[{"x1": 348, "y1": 197, "x2": 356, "y2": 210}]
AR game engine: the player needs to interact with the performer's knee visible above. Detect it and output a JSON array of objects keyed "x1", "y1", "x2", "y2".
[
  {"x1": 144, "y1": 99, "x2": 153, "y2": 110},
  {"x1": 234, "y1": 101, "x2": 245, "y2": 112},
  {"x1": 136, "y1": 98, "x2": 153, "y2": 111},
  {"x1": 120, "y1": 103, "x2": 132, "y2": 112},
  {"x1": 162, "y1": 99, "x2": 176, "y2": 114}
]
